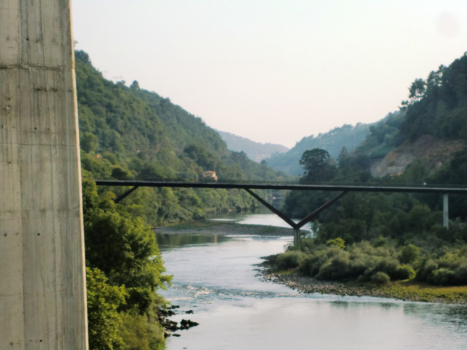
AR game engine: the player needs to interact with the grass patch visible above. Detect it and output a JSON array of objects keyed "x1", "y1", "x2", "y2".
[
  {"x1": 274, "y1": 268, "x2": 299, "y2": 276},
  {"x1": 379, "y1": 280, "x2": 467, "y2": 303}
]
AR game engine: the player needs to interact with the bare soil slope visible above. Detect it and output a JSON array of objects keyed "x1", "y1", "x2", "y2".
[{"x1": 370, "y1": 135, "x2": 465, "y2": 177}]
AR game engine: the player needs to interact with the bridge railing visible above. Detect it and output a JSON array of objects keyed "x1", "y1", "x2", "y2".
[{"x1": 92, "y1": 177, "x2": 467, "y2": 189}]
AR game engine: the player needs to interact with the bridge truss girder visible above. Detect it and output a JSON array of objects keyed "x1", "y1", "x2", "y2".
[{"x1": 111, "y1": 185, "x2": 349, "y2": 246}]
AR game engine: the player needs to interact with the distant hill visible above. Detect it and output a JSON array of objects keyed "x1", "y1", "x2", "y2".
[
  {"x1": 217, "y1": 130, "x2": 289, "y2": 162},
  {"x1": 265, "y1": 123, "x2": 371, "y2": 175}
]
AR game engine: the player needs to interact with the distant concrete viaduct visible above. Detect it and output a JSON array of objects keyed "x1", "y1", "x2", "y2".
[{"x1": 0, "y1": 0, "x2": 88, "y2": 348}]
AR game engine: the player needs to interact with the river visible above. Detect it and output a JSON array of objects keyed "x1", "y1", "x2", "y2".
[{"x1": 157, "y1": 213, "x2": 467, "y2": 350}]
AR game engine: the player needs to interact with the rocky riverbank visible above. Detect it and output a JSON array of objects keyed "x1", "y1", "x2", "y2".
[
  {"x1": 260, "y1": 270, "x2": 467, "y2": 304},
  {"x1": 159, "y1": 305, "x2": 200, "y2": 338}
]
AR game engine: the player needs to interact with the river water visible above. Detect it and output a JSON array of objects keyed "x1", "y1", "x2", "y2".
[{"x1": 157, "y1": 213, "x2": 467, "y2": 350}]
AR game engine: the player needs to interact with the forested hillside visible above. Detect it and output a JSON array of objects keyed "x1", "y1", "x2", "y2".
[
  {"x1": 265, "y1": 123, "x2": 370, "y2": 175},
  {"x1": 76, "y1": 50, "x2": 286, "y2": 224},
  {"x1": 352, "y1": 111, "x2": 405, "y2": 159},
  {"x1": 75, "y1": 50, "x2": 286, "y2": 349},
  {"x1": 217, "y1": 130, "x2": 289, "y2": 162},
  {"x1": 277, "y1": 52, "x2": 467, "y2": 291}
]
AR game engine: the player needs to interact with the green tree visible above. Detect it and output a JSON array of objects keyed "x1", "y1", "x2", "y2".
[
  {"x1": 371, "y1": 271, "x2": 390, "y2": 285},
  {"x1": 82, "y1": 180, "x2": 171, "y2": 315},
  {"x1": 400, "y1": 244, "x2": 420, "y2": 264},
  {"x1": 299, "y1": 148, "x2": 337, "y2": 182},
  {"x1": 112, "y1": 167, "x2": 134, "y2": 180},
  {"x1": 81, "y1": 132, "x2": 99, "y2": 153},
  {"x1": 327, "y1": 238, "x2": 345, "y2": 249},
  {"x1": 408, "y1": 78, "x2": 426, "y2": 103},
  {"x1": 87, "y1": 267, "x2": 127, "y2": 350}
]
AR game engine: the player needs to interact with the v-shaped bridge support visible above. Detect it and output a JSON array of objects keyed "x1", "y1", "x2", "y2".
[
  {"x1": 245, "y1": 189, "x2": 348, "y2": 246},
  {"x1": 114, "y1": 186, "x2": 140, "y2": 204},
  {"x1": 111, "y1": 185, "x2": 347, "y2": 246}
]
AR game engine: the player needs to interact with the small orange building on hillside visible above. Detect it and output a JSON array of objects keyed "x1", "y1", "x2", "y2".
[{"x1": 202, "y1": 171, "x2": 218, "y2": 181}]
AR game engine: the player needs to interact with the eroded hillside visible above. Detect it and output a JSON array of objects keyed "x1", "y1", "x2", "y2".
[{"x1": 370, "y1": 135, "x2": 465, "y2": 178}]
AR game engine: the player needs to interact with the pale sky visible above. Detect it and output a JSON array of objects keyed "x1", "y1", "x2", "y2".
[{"x1": 73, "y1": 0, "x2": 467, "y2": 148}]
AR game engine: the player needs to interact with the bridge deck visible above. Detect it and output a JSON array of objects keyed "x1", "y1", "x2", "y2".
[{"x1": 95, "y1": 180, "x2": 467, "y2": 194}]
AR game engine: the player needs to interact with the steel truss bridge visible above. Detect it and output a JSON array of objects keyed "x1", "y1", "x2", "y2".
[{"x1": 95, "y1": 180, "x2": 467, "y2": 245}]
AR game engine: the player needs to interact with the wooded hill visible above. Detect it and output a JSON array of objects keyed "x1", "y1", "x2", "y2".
[
  {"x1": 351, "y1": 53, "x2": 467, "y2": 177},
  {"x1": 265, "y1": 123, "x2": 371, "y2": 175},
  {"x1": 76, "y1": 50, "x2": 287, "y2": 226},
  {"x1": 277, "y1": 52, "x2": 467, "y2": 292},
  {"x1": 285, "y1": 52, "x2": 467, "y2": 218},
  {"x1": 276, "y1": 51, "x2": 467, "y2": 178}
]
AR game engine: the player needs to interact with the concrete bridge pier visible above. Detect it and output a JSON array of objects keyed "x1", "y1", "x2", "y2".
[
  {"x1": 443, "y1": 194, "x2": 449, "y2": 229},
  {"x1": 0, "y1": 0, "x2": 88, "y2": 348}
]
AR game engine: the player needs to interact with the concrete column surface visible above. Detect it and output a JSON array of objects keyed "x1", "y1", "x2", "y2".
[{"x1": 0, "y1": 0, "x2": 88, "y2": 348}]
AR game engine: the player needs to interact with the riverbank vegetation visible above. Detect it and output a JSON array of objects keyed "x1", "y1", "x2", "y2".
[
  {"x1": 83, "y1": 179, "x2": 170, "y2": 349},
  {"x1": 273, "y1": 52, "x2": 467, "y2": 299}
]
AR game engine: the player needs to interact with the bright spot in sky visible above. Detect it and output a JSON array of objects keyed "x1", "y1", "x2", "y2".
[{"x1": 436, "y1": 13, "x2": 461, "y2": 38}]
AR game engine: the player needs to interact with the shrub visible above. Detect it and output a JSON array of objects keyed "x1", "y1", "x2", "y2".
[
  {"x1": 455, "y1": 263, "x2": 467, "y2": 284},
  {"x1": 87, "y1": 268, "x2": 127, "y2": 350},
  {"x1": 277, "y1": 251, "x2": 306, "y2": 270},
  {"x1": 364, "y1": 258, "x2": 399, "y2": 280},
  {"x1": 371, "y1": 272, "x2": 390, "y2": 285},
  {"x1": 373, "y1": 236, "x2": 387, "y2": 247},
  {"x1": 417, "y1": 259, "x2": 438, "y2": 281},
  {"x1": 120, "y1": 312, "x2": 165, "y2": 350},
  {"x1": 299, "y1": 251, "x2": 331, "y2": 276},
  {"x1": 298, "y1": 237, "x2": 316, "y2": 252},
  {"x1": 400, "y1": 244, "x2": 420, "y2": 264},
  {"x1": 327, "y1": 238, "x2": 345, "y2": 249},
  {"x1": 315, "y1": 253, "x2": 350, "y2": 280},
  {"x1": 393, "y1": 265, "x2": 416, "y2": 280},
  {"x1": 428, "y1": 268, "x2": 456, "y2": 285}
]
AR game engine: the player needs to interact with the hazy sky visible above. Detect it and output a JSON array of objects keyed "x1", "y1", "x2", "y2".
[{"x1": 73, "y1": 0, "x2": 467, "y2": 148}]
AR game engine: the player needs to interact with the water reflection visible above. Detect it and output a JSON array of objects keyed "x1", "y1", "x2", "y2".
[
  {"x1": 207, "y1": 211, "x2": 314, "y2": 233},
  {"x1": 156, "y1": 233, "x2": 232, "y2": 250}
]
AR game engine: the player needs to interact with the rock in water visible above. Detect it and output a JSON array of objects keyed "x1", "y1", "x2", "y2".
[{"x1": 180, "y1": 319, "x2": 199, "y2": 329}]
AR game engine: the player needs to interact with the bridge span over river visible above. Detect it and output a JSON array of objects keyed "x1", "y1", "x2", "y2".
[{"x1": 96, "y1": 180, "x2": 467, "y2": 245}]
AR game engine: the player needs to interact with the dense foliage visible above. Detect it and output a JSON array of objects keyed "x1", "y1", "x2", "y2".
[
  {"x1": 353, "y1": 111, "x2": 405, "y2": 159},
  {"x1": 280, "y1": 146, "x2": 467, "y2": 287},
  {"x1": 278, "y1": 149, "x2": 467, "y2": 286},
  {"x1": 83, "y1": 178, "x2": 169, "y2": 349},
  {"x1": 278, "y1": 52, "x2": 467, "y2": 287},
  {"x1": 400, "y1": 53, "x2": 467, "y2": 141},
  {"x1": 87, "y1": 267, "x2": 128, "y2": 349}
]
